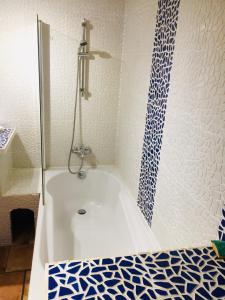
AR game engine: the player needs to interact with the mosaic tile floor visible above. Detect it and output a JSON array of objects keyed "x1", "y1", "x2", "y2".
[{"x1": 47, "y1": 246, "x2": 225, "y2": 300}]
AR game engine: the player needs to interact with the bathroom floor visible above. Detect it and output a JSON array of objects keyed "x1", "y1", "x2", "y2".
[{"x1": 0, "y1": 244, "x2": 33, "y2": 299}]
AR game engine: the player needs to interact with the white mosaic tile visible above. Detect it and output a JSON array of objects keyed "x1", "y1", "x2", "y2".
[
  {"x1": 153, "y1": 0, "x2": 225, "y2": 248},
  {"x1": 115, "y1": 0, "x2": 158, "y2": 199}
]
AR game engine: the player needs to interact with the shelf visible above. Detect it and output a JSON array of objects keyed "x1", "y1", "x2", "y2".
[{"x1": 0, "y1": 128, "x2": 16, "y2": 154}]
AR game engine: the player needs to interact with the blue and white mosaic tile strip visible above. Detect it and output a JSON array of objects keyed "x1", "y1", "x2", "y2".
[
  {"x1": 47, "y1": 246, "x2": 225, "y2": 299},
  {"x1": 138, "y1": 0, "x2": 180, "y2": 225},
  {"x1": 0, "y1": 128, "x2": 14, "y2": 150},
  {"x1": 218, "y1": 207, "x2": 225, "y2": 241}
]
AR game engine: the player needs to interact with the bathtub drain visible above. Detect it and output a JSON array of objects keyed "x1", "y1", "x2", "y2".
[{"x1": 78, "y1": 209, "x2": 87, "y2": 215}]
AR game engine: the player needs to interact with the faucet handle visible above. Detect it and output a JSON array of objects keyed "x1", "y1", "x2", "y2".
[
  {"x1": 83, "y1": 146, "x2": 91, "y2": 155},
  {"x1": 72, "y1": 146, "x2": 80, "y2": 154},
  {"x1": 72, "y1": 145, "x2": 91, "y2": 156}
]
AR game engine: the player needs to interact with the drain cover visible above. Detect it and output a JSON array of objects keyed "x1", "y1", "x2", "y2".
[{"x1": 78, "y1": 209, "x2": 86, "y2": 215}]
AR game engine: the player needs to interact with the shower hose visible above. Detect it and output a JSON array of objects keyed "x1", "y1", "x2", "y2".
[{"x1": 68, "y1": 56, "x2": 84, "y2": 174}]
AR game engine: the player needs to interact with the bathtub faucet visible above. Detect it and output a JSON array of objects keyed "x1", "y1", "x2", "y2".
[{"x1": 72, "y1": 145, "x2": 92, "y2": 158}]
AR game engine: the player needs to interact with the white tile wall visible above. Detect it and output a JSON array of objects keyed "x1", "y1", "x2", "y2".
[
  {"x1": 0, "y1": 0, "x2": 124, "y2": 169},
  {"x1": 115, "y1": 0, "x2": 158, "y2": 199},
  {"x1": 0, "y1": 2, "x2": 41, "y2": 168},
  {"x1": 0, "y1": 0, "x2": 154, "y2": 174},
  {"x1": 152, "y1": 0, "x2": 225, "y2": 249},
  {"x1": 37, "y1": 0, "x2": 124, "y2": 167}
]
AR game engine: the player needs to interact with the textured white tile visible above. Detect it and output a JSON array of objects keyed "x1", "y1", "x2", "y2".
[
  {"x1": 153, "y1": 0, "x2": 225, "y2": 249},
  {"x1": 115, "y1": 0, "x2": 158, "y2": 199},
  {"x1": 0, "y1": 0, "x2": 125, "y2": 169},
  {"x1": 0, "y1": 1, "x2": 41, "y2": 168},
  {"x1": 38, "y1": 0, "x2": 124, "y2": 167}
]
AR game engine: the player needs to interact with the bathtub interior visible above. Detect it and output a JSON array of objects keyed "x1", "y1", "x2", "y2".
[
  {"x1": 45, "y1": 168, "x2": 121, "y2": 212},
  {"x1": 44, "y1": 167, "x2": 160, "y2": 262}
]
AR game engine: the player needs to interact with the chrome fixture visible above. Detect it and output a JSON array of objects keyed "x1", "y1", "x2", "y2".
[
  {"x1": 78, "y1": 171, "x2": 87, "y2": 179},
  {"x1": 79, "y1": 18, "x2": 89, "y2": 97},
  {"x1": 77, "y1": 209, "x2": 87, "y2": 215},
  {"x1": 72, "y1": 145, "x2": 92, "y2": 158},
  {"x1": 68, "y1": 19, "x2": 91, "y2": 177}
]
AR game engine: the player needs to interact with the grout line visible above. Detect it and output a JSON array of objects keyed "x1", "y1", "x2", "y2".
[
  {"x1": 5, "y1": 246, "x2": 11, "y2": 272},
  {"x1": 21, "y1": 271, "x2": 26, "y2": 300}
]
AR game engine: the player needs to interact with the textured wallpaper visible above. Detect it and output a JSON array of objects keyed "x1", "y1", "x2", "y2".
[{"x1": 152, "y1": 0, "x2": 225, "y2": 249}]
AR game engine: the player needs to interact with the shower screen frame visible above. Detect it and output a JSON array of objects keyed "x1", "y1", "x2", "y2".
[{"x1": 37, "y1": 15, "x2": 46, "y2": 205}]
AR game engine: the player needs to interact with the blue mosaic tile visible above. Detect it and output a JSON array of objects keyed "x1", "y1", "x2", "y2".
[
  {"x1": 47, "y1": 246, "x2": 225, "y2": 299},
  {"x1": 0, "y1": 128, "x2": 14, "y2": 149},
  {"x1": 138, "y1": 0, "x2": 180, "y2": 225}
]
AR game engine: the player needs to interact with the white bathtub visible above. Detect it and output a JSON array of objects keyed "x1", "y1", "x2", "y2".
[{"x1": 29, "y1": 166, "x2": 160, "y2": 300}]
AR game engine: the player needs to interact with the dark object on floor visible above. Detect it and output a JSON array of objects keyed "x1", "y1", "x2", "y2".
[{"x1": 10, "y1": 208, "x2": 35, "y2": 244}]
